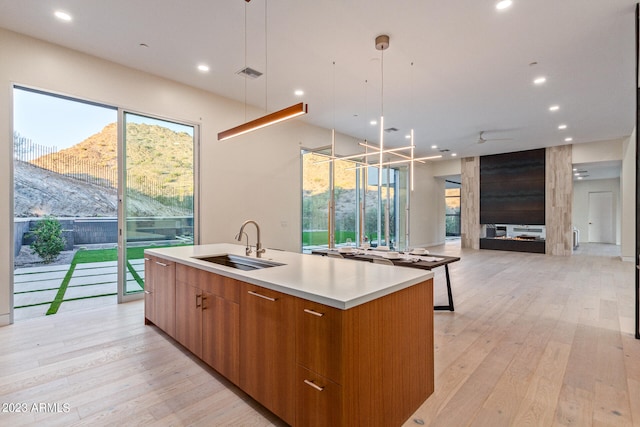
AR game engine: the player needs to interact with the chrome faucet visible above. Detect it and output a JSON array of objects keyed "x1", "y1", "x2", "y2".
[
  {"x1": 234, "y1": 231, "x2": 251, "y2": 256},
  {"x1": 236, "y1": 220, "x2": 265, "y2": 258}
]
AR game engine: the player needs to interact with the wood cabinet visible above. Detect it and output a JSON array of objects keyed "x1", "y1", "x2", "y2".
[
  {"x1": 295, "y1": 279, "x2": 434, "y2": 426},
  {"x1": 143, "y1": 256, "x2": 155, "y2": 324},
  {"x1": 296, "y1": 300, "x2": 343, "y2": 382},
  {"x1": 296, "y1": 365, "x2": 342, "y2": 427},
  {"x1": 202, "y1": 291, "x2": 239, "y2": 384},
  {"x1": 175, "y1": 282, "x2": 203, "y2": 357},
  {"x1": 295, "y1": 299, "x2": 343, "y2": 426},
  {"x1": 240, "y1": 283, "x2": 295, "y2": 426},
  {"x1": 144, "y1": 255, "x2": 176, "y2": 338},
  {"x1": 175, "y1": 264, "x2": 240, "y2": 383},
  {"x1": 145, "y1": 253, "x2": 434, "y2": 426}
]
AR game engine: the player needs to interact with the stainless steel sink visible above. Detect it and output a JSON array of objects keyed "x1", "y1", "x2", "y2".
[{"x1": 193, "y1": 254, "x2": 284, "y2": 271}]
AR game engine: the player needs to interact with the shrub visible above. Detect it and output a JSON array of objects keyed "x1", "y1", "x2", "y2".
[{"x1": 29, "y1": 216, "x2": 66, "y2": 264}]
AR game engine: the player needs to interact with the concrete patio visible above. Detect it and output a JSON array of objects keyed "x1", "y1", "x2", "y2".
[{"x1": 13, "y1": 259, "x2": 145, "y2": 321}]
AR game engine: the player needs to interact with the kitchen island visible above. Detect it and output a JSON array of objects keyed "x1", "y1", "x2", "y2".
[{"x1": 144, "y1": 243, "x2": 434, "y2": 426}]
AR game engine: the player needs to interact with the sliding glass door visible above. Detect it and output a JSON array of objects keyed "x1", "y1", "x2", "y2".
[
  {"x1": 12, "y1": 87, "x2": 118, "y2": 319},
  {"x1": 301, "y1": 149, "x2": 408, "y2": 252},
  {"x1": 119, "y1": 112, "x2": 197, "y2": 300},
  {"x1": 11, "y1": 87, "x2": 198, "y2": 317}
]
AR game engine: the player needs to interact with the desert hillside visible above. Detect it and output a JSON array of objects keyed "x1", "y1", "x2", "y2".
[
  {"x1": 14, "y1": 161, "x2": 187, "y2": 217},
  {"x1": 14, "y1": 121, "x2": 194, "y2": 217},
  {"x1": 31, "y1": 122, "x2": 194, "y2": 194}
]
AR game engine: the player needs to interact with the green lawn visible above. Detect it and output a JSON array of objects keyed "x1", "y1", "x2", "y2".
[
  {"x1": 302, "y1": 230, "x2": 364, "y2": 246},
  {"x1": 71, "y1": 244, "x2": 185, "y2": 264}
]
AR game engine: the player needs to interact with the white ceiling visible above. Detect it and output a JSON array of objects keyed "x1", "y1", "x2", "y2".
[{"x1": 0, "y1": 0, "x2": 636, "y2": 166}]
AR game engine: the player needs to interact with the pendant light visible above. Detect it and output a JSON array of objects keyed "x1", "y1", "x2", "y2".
[
  {"x1": 218, "y1": 0, "x2": 308, "y2": 141},
  {"x1": 375, "y1": 35, "x2": 389, "y2": 247},
  {"x1": 328, "y1": 61, "x2": 336, "y2": 249}
]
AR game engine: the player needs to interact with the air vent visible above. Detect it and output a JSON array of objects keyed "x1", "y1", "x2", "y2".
[
  {"x1": 384, "y1": 127, "x2": 399, "y2": 133},
  {"x1": 439, "y1": 148, "x2": 450, "y2": 153},
  {"x1": 236, "y1": 67, "x2": 263, "y2": 79}
]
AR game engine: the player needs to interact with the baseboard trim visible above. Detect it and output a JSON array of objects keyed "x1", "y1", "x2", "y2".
[{"x1": 0, "y1": 313, "x2": 12, "y2": 327}]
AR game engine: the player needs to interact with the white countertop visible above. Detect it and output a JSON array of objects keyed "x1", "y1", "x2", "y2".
[{"x1": 145, "y1": 243, "x2": 433, "y2": 310}]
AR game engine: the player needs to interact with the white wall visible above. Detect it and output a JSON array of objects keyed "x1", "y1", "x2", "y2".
[
  {"x1": 409, "y1": 164, "x2": 446, "y2": 247},
  {"x1": 0, "y1": 29, "x2": 441, "y2": 325},
  {"x1": 572, "y1": 178, "x2": 621, "y2": 245},
  {"x1": 572, "y1": 138, "x2": 623, "y2": 163},
  {"x1": 621, "y1": 131, "x2": 635, "y2": 261},
  {"x1": 431, "y1": 158, "x2": 461, "y2": 177},
  {"x1": 571, "y1": 137, "x2": 636, "y2": 260}
]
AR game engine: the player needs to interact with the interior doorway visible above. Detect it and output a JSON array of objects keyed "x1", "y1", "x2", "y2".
[{"x1": 587, "y1": 191, "x2": 614, "y2": 243}]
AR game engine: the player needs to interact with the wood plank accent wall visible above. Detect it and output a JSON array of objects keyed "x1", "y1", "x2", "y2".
[
  {"x1": 545, "y1": 145, "x2": 573, "y2": 256},
  {"x1": 480, "y1": 149, "x2": 546, "y2": 224},
  {"x1": 461, "y1": 157, "x2": 480, "y2": 249}
]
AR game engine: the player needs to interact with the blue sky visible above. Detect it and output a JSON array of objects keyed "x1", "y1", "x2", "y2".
[{"x1": 13, "y1": 88, "x2": 193, "y2": 150}]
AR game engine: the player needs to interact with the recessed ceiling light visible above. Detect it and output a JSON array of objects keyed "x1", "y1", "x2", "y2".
[
  {"x1": 549, "y1": 105, "x2": 560, "y2": 112},
  {"x1": 54, "y1": 10, "x2": 72, "y2": 21},
  {"x1": 573, "y1": 168, "x2": 577, "y2": 171},
  {"x1": 564, "y1": 137, "x2": 573, "y2": 142},
  {"x1": 405, "y1": 134, "x2": 411, "y2": 139},
  {"x1": 294, "y1": 89, "x2": 304, "y2": 96},
  {"x1": 574, "y1": 172, "x2": 580, "y2": 176},
  {"x1": 370, "y1": 120, "x2": 377, "y2": 125},
  {"x1": 197, "y1": 64, "x2": 210, "y2": 72},
  {"x1": 577, "y1": 176, "x2": 583, "y2": 180},
  {"x1": 451, "y1": 153, "x2": 457, "y2": 157},
  {"x1": 558, "y1": 124, "x2": 567, "y2": 130},
  {"x1": 431, "y1": 145, "x2": 437, "y2": 149},
  {"x1": 496, "y1": 0, "x2": 513, "y2": 10},
  {"x1": 533, "y1": 76, "x2": 546, "y2": 85}
]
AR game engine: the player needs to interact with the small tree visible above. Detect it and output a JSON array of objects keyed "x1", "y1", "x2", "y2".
[{"x1": 29, "y1": 216, "x2": 66, "y2": 264}]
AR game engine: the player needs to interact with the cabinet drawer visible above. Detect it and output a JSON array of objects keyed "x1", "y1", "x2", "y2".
[
  {"x1": 296, "y1": 365, "x2": 342, "y2": 427},
  {"x1": 202, "y1": 272, "x2": 240, "y2": 303},
  {"x1": 176, "y1": 264, "x2": 239, "y2": 302},
  {"x1": 296, "y1": 299, "x2": 343, "y2": 383}
]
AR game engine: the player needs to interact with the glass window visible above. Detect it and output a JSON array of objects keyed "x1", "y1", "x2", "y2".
[
  {"x1": 123, "y1": 112, "x2": 196, "y2": 295},
  {"x1": 445, "y1": 184, "x2": 461, "y2": 237},
  {"x1": 333, "y1": 159, "x2": 357, "y2": 246},
  {"x1": 301, "y1": 151, "x2": 330, "y2": 251},
  {"x1": 301, "y1": 150, "x2": 408, "y2": 252}
]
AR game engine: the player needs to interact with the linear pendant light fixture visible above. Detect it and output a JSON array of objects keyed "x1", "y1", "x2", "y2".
[
  {"x1": 218, "y1": 102, "x2": 308, "y2": 141},
  {"x1": 218, "y1": 0, "x2": 308, "y2": 141}
]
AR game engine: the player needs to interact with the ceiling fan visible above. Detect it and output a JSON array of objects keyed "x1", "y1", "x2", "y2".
[{"x1": 477, "y1": 131, "x2": 512, "y2": 144}]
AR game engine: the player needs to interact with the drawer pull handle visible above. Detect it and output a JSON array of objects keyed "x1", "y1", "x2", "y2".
[
  {"x1": 155, "y1": 261, "x2": 168, "y2": 267},
  {"x1": 144, "y1": 290, "x2": 151, "y2": 295},
  {"x1": 247, "y1": 291, "x2": 277, "y2": 302},
  {"x1": 304, "y1": 379, "x2": 324, "y2": 392},
  {"x1": 196, "y1": 294, "x2": 202, "y2": 308},
  {"x1": 144, "y1": 257, "x2": 150, "y2": 261},
  {"x1": 304, "y1": 308, "x2": 324, "y2": 317}
]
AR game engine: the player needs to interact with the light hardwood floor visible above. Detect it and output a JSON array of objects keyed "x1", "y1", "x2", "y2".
[{"x1": 0, "y1": 243, "x2": 637, "y2": 426}]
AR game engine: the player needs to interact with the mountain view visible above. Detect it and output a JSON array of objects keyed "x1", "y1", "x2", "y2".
[
  {"x1": 14, "y1": 122, "x2": 194, "y2": 217},
  {"x1": 30, "y1": 122, "x2": 193, "y2": 194}
]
